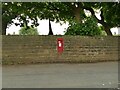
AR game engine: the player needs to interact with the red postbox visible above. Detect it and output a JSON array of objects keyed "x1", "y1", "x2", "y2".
[{"x1": 57, "y1": 38, "x2": 64, "y2": 53}]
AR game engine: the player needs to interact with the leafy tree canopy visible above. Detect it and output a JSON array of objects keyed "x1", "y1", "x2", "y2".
[
  {"x1": 19, "y1": 27, "x2": 39, "y2": 35},
  {"x1": 65, "y1": 16, "x2": 102, "y2": 36},
  {"x1": 2, "y1": 2, "x2": 120, "y2": 35}
]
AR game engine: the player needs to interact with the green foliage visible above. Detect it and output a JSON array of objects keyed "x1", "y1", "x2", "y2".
[
  {"x1": 19, "y1": 27, "x2": 39, "y2": 35},
  {"x1": 98, "y1": 26, "x2": 107, "y2": 36},
  {"x1": 2, "y1": 2, "x2": 120, "y2": 35},
  {"x1": 65, "y1": 17, "x2": 102, "y2": 36},
  {"x1": 101, "y1": 2, "x2": 120, "y2": 28}
]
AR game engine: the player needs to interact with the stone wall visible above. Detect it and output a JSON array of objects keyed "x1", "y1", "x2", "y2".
[{"x1": 2, "y1": 36, "x2": 118, "y2": 64}]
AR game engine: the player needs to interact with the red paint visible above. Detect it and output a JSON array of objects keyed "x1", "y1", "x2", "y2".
[{"x1": 57, "y1": 38, "x2": 64, "y2": 53}]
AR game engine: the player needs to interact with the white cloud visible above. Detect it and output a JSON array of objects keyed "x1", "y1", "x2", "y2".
[
  {"x1": 51, "y1": 21, "x2": 69, "y2": 35},
  {"x1": 6, "y1": 17, "x2": 119, "y2": 35},
  {"x1": 37, "y1": 19, "x2": 49, "y2": 35},
  {"x1": 6, "y1": 19, "x2": 69, "y2": 35},
  {"x1": 6, "y1": 24, "x2": 21, "y2": 35},
  {"x1": 110, "y1": 27, "x2": 119, "y2": 35}
]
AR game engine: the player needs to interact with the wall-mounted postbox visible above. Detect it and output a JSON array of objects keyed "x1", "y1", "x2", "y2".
[{"x1": 57, "y1": 38, "x2": 64, "y2": 53}]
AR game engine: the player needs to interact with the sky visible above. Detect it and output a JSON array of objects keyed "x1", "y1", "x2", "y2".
[
  {"x1": 6, "y1": 19, "x2": 119, "y2": 35},
  {"x1": 6, "y1": 10, "x2": 119, "y2": 35},
  {"x1": 6, "y1": 19, "x2": 69, "y2": 35}
]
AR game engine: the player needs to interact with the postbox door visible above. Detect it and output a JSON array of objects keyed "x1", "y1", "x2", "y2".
[{"x1": 57, "y1": 38, "x2": 63, "y2": 53}]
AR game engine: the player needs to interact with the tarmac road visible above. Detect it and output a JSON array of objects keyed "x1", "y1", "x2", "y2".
[
  {"x1": 2, "y1": 62, "x2": 118, "y2": 88},
  {"x1": 0, "y1": 64, "x2": 2, "y2": 90}
]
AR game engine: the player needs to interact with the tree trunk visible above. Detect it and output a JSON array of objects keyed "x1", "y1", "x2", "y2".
[
  {"x1": 74, "y1": 7, "x2": 81, "y2": 23},
  {"x1": 72, "y1": 3, "x2": 82, "y2": 23},
  {"x1": 103, "y1": 26, "x2": 112, "y2": 36},
  {"x1": 83, "y1": 7, "x2": 113, "y2": 36},
  {"x1": 98, "y1": 20, "x2": 112, "y2": 36},
  {"x1": 2, "y1": 19, "x2": 7, "y2": 35},
  {"x1": 48, "y1": 19, "x2": 53, "y2": 35}
]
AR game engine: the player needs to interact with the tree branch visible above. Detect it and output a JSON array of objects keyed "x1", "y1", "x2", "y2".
[
  {"x1": 83, "y1": 6, "x2": 112, "y2": 36},
  {"x1": 100, "y1": 9, "x2": 104, "y2": 21}
]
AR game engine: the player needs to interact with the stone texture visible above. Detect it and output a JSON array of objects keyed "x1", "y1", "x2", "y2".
[{"x1": 2, "y1": 36, "x2": 119, "y2": 64}]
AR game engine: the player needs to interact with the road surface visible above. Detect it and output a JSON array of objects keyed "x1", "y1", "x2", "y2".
[
  {"x1": 0, "y1": 65, "x2": 2, "y2": 90},
  {"x1": 2, "y1": 62, "x2": 118, "y2": 88}
]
